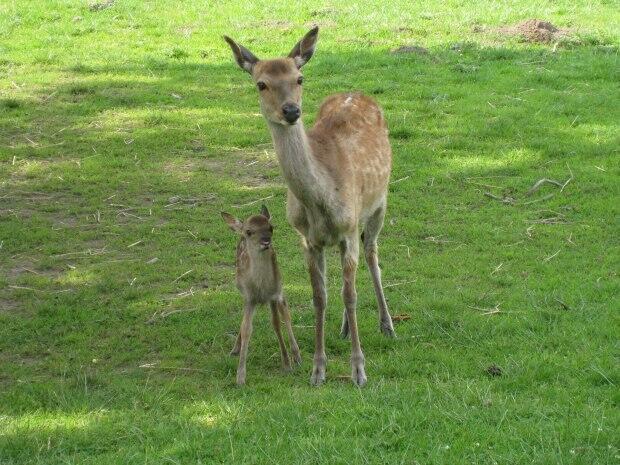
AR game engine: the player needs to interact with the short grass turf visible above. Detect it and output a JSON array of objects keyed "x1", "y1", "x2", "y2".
[{"x1": 1, "y1": 1, "x2": 619, "y2": 464}]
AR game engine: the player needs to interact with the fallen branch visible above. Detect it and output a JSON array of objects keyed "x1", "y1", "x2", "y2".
[{"x1": 526, "y1": 178, "x2": 562, "y2": 196}]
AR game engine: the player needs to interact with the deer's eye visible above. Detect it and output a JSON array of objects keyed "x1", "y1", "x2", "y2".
[
  {"x1": 246, "y1": 230, "x2": 252, "y2": 236},
  {"x1": 257, "y1": 81, "x2": 267, "y2": 91},
  {"x1": 297, "y1": 76, "x2": 304, "y2": 85}
]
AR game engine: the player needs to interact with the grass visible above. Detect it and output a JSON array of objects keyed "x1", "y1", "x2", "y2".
[{"x1": 1, "y1": 0, "x2": 619, "y2": 463}]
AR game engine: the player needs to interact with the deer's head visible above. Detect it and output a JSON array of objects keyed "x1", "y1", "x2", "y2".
[
  {"x1": 224, "y1": 27, "x2": 319, "y2": 126},
  {"x1": 221, "y1": 205, "x2": 274, "y2": 252}
]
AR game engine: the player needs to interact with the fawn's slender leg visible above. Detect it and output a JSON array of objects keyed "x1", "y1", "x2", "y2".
[
  {"x1": 270, "y1": 300, "x2": 291, "y2": 371},
  {"x1": 236, "y1": 302, "x2": 255, "y2": 385},
  {"x1": 277, "y1": 297, "x2": 302, "y2": 365},
  {"x1": 340, "y1": 234, "x2": 367, "y2": 386},
  {"x1": 305, "y1": 243, "x2": 327, "y2": 386}
]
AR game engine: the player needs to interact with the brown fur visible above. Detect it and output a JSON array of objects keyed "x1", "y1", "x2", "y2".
[
  {"x1": 222, "y1": 210, "x2": 301, "y2": 385},
  {"x1": 225, "y1": 27, "x2": 395, "y2": 387}
]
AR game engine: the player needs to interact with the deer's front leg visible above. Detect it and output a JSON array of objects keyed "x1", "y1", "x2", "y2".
[
  {"x1": 236, "y1": 302, "x2": 255, "y2": 386},
  {"x1": 305, "y1": 244, "x2": 327, "y2": 386},
  {"x1": 340, "y1": 235, "x2": 366, "y2": 387}
]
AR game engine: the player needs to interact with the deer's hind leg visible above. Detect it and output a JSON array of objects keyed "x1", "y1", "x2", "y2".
[
  {"x1": 276, "y1": 296, "x2": 301, "y2": 365},
  {"x1": 363, "y1": 201, "x2": 395, "y2": 337},
  {"x1": 269, "y1": 299, "x2": 291, "y2": 371}
]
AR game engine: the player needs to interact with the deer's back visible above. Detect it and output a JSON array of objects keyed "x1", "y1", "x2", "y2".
[{"x1": 306, "y1": 92, "x2": 392, "y2": 222}]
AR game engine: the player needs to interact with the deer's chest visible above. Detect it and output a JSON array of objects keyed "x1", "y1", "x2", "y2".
[
  {"x1": 237, "y1": 262, "x2": 280, "y2": 304},
  {"x1": 288, "y1": 195, "x2": 354, "y2": 247}
]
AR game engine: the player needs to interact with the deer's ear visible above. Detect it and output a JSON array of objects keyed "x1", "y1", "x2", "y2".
[
  {"x1": 223, "y1": 35, "x2": 259, "y2": 73},
  {"x1": 221, "y1": 212, "x2": 243, "y2": 233},
  {"x1": 288, "y1": 26, "x2": 318, "y2": 68},
  {"x1": 260, "y1": 204, "x2": 271, "y2": 220}
]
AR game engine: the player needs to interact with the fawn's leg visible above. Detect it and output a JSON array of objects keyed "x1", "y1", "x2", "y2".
[
  {"x1": 269, "y1": 300, "x2": 291, "y2": 371},
  {"x1": 340, "y1": 234, "x2": 367, "y2": 387},
  {"x1": 236, "y1": 302, "x2": 255, "y2": 386},
  {"x1": 277, "y1": 297, "x2": 301, "y2": 365},
  {"x1": 305, "y1": 243, "x2": 327, "y2": 386}
]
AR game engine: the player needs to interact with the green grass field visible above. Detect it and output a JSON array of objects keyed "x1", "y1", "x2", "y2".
[{"x1": 1, "y1": 1, "x2": 619, "y2": 463}]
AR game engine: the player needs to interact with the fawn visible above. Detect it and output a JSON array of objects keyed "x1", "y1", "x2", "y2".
[{"x1": 221, "y1": 205, "x2": 301, "y2": 385}]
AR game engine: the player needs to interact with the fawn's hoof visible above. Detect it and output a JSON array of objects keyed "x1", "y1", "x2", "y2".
[
  {"x1": 292, "y1": 349, "x2": 302, "y2": 366},
  {"x1": 229, "y1": 347, "x2": 240, "y2": 356}
]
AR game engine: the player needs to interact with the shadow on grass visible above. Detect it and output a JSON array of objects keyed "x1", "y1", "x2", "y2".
[{"x1": 0, "y1": 42, "x2": 618, "y2": 463}]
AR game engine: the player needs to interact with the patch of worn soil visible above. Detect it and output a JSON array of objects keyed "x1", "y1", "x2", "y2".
[
  {"x1": 497, "y1": 19, "x2": 569, "y2": 43},
  {"x1": 391, "y1": 45, "x2": 429, "y2": 55}
]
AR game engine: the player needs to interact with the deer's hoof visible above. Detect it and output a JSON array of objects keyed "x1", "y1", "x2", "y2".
[
  {"x1": 380, "y1": 321, "x2": 396, "y2": 338},
  {"x1": 340, "y1": 310, "x2": 350, "y2": 339},
  {"x1": 351, "y1": 357, "x2": 367, "y2": 387},
  {"x1": 229, "y1": 348, "x2": 240, "y2": 356},
  {"x1": 292, "y1": 350, "x2": 302, "y2": 366},
  {"x1": 310, "y1": 359, "x2": 326, "y2": 386}
]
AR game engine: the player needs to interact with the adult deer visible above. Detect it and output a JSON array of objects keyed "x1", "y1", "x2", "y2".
[{"x1": 224, "y1": 27, "x2": 395, "y2": 386}]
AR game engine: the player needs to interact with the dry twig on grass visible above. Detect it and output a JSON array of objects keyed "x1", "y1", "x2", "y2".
[
  {"x1": 232, "y1": 194, "x2": 274, "y2": 209},
  {"x1": 467, "y1": 303, "x2": 502, "y2": 315},
  {"x1": 146, "y1": 307, "x2": 199, "y2": 324},
  {"x1": 484, "y1": 192, "x2": 515, "y2": 204},
  {"x1": 526, "y1": 178, "x2": 562, "y2": 196},
  {"x1": 172, "y1": 269, "x2": 194, "y2": 283}
]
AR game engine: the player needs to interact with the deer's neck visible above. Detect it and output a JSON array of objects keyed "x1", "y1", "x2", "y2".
[{"x1": 268, "y1": 121, "x2": 327, "y2": 206}]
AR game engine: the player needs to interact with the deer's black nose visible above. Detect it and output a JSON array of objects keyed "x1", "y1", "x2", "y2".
[{"x1": 282, "y1": 103, "x2": 300, "y2": 123}]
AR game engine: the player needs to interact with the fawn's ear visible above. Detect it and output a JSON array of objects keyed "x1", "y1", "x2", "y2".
[
  {"x1": 260, "y1": 204, "x2": 271, "y2": 220},
  {"x1": 288, "y1": 26, "x2": 318, "y2": 68},
  {"x1": 221, "y1": 212, "x2": 243, "y2": 233},
  {"x1": 223, "y1": 35, "x2": 259, "y2": 73}
]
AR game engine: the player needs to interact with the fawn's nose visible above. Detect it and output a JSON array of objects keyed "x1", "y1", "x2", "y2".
[
  {"x1": 282, "y1": 103, "x2": 301, "y2": 124},
  {"x1": 259, "y1": 235, "x2": 271, "y2": 250}
]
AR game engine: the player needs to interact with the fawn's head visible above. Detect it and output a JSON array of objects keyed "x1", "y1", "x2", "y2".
[
  {"x1": 224, "y1": 27, "x2": 319, "y2": 126},
  {"x1": 221, "y1": 205, "x2": 274, "y2": 252}
]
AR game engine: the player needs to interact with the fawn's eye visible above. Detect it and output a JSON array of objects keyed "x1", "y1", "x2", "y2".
[
  {"x1": 257, "y1": 81, "x2": 267, "y2": 91},
  {"x1": 246, "y1": 230, "x2": 252, "y2": 236},
  {"x1": 297, "y1": 76, "x2": 304, "y2": 85}
]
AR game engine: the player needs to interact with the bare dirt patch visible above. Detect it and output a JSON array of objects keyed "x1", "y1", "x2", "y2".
[
  {"x1": 497, "y1": 19, "x2": 570, "y2": 43},
  {"x1": 391, "y1": 45, "x2": 429, "y2": 55},
  {"x1": 0, "y1": 298, "x2": 22, "y2": 314}
]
